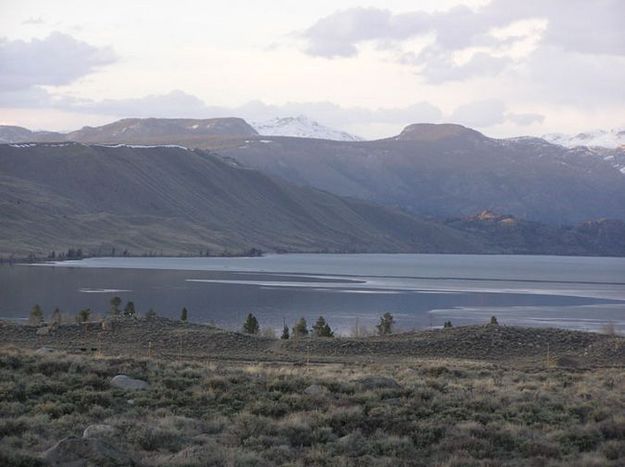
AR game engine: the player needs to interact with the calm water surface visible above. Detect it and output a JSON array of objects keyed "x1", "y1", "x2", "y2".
[{"x1": 1, "y1": 254, "x2": 624, "y2": 333}]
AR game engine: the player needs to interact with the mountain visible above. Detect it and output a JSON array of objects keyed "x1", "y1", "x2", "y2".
[
  {"x1": 0, "y1": 143, "x2": 486, "y2": 257},
  {"x1": 207, "y1": 124, "x2": 625, "y2": 224},
  {"x1": 0, "y1": 118, "x2": 257, "y2": 146},
  {"x1": 0, "y1": 125, "x2": 64, "y2": 143},
  {"x1": 543, "y1": 128, "x2": 625, "y2": 149},
  {"x1": 4, "y1": 119, "x2": 625, "y2": 224},
  {"x1": 251, "y1": 116, "x2": 363, "y2": 141},
  {"x1": 446, "y1": 210, "x2": 625, "y2": 257},
  {"x1": 65, "y1": 117, "x2": 258, "y2": 144}
]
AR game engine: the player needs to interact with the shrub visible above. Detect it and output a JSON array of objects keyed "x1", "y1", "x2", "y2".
[
  {"x1": 28, "y1": 305, "x2": 44, "y2": 326},
  {"x1": 376, "y1": 312, "x2": 395, "y2": 336}
]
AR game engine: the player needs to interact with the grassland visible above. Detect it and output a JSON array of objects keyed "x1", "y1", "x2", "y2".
[{"x1": 1, "y1": 319, "x2": 624, "y2": 466}]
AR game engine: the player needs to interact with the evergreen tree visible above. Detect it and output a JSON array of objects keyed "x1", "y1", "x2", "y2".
[
  {"x1": 123, "y1": 301, "x2": 136, "y2": 319},
  {"x1": 242, "y1": 313, "x2": 260, "y2": 334},
  {"x1": 281, "y1": 322, "x2": 290, "y2": 340},
  {"x1": 312, "y1": 316, "x2": 334, "y2": 337},
  {"x1": 180, "y1": 307, "x2": 188, "y2": 323},
  {"x1": 490, "y1": 316, "x2": 499, "y2": 326},
  {"x1": 145, "y1": 308, "x2": 157, "y2": 320},
  {"x1": 292, "y1": 317, "x2": 309, "y2": 338},
  {"x1": 110, "y1": 296, "x2": 122, "y2": 318},
  {"x1": 76, "y1": 308, "x2": 91, "y2": 323},
  {"x1": 443, "y1": 320, "x2": 453, "y2": 328},
  {"x1": 50, "y1": 307, "x2": 62, "y2": 325},
  {"x1": 29, "y1": 304, "x2": 44, "y2": 325},
  {"x1": 376, "y1": 312, "x2": 395, "y2": 336}
]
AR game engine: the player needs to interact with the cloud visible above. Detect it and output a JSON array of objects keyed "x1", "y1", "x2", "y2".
[
  {"x1": 22, "y1": 17, "x2": 45, "y2": 25},
  {"x1": 72, "y1": 90, "x2": 210, "y2": 117},
  {"x1": 0, "y1": 32, "x2": 116, "y2": 92},
  {"x1": 300, "y1": 1, "x2": 625, "y2": 84},
  {"x1": 450, "y1": 99, "x2": 507, "y2": 127},
  {"x1": 506, "y1": 112, "x2": 544, "y2": 126},
  {"x1": 0, "y1": 84, "x2": 444, "y2": 136},
  {"x1": 449, "y1": 99, "x2": 547, "y2": 128}
]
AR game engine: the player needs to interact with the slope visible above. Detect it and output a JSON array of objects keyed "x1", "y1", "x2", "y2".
[{"x1": 0, "y1": 143, "x2": 484, "y2": 257}]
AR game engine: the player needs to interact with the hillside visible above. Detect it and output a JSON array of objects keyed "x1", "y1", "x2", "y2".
[
  {"x1": 2, "y1": 320, "x2": 624, "y2": 466},
  {"x1": 0, "y1": 143, "x2": 486, "y2": 257},
  {"x1": 446, "y1": 210, "x2": 625, "y2": 256},
  {"x1": 210, "y1": 124, "x2": 625, "y2": 224},
  {"x1": 3, "y1": 120, "x2": 625, "y2": 224}
]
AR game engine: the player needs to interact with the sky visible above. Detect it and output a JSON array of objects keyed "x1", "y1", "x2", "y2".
[{"x1": 0, "y1": 0, "x2": 624, "y2": 139}]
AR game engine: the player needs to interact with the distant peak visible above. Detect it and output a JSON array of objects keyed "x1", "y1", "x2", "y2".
[
  {"x1": 251, "y1": 115, "x2": 363, "y2": 141},
  {"x1": 396, "y1": 123, "x2": 485, "y2": 142}
]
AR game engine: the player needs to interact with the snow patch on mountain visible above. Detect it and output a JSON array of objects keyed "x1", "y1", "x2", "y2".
[
  {"x1": 251, "y1": 116, "x2": 363, "y2": 141},
  {"x1": 542, "y1": 128, "x2": 625, "y2": 149}
]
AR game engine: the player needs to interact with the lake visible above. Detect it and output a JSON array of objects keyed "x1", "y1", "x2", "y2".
[{"x1": 1, "y1": 254, "x2": 624, "y2": 334}]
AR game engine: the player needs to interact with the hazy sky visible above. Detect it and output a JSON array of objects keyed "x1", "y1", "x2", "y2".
[{"x1": 1, "y1": 0, "x2": 624, "y2": 138}]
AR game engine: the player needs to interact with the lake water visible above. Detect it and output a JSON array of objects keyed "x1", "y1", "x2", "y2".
[{"x1": 1, "y1": 254, "x2": 624, "y2": 334}]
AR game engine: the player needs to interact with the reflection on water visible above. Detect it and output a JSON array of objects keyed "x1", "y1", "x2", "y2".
[{"x1": 1, "y1": 254, "x2": 624, "y2": 333}]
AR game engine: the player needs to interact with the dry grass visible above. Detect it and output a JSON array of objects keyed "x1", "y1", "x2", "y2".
[{"x1": 1, "y1": 346, "x2": 625, "y2": 466}]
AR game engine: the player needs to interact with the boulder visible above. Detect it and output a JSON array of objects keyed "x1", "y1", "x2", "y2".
[
  {"x1": 42, "y1": 436, "x2": 132, "y2": 466},
  {"x1": 35, "y1": 346, "x2": 56, "y2": 354},
  {"x1": 303, "y1": 384, "x2": 329, "y2": 397},
  {"x1": 82, "y1": 424, "x2": 115, "y2": 439},
  {"x1": 357, "y1": 376, "x2": 401, "y2": 390},
  {"x1": 36, "y1": 326, "x2": 50, "y2": 336},
  {"x1": 110, "y1": 375, "x2": 149, "y2": 391}
]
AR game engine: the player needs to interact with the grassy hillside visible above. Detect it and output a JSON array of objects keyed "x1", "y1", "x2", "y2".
[{"x1": 0, "y1": 143, "x2": 483, "y2": 257}]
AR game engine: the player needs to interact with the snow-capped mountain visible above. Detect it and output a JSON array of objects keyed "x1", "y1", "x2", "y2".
[
  {"x1": 542, "y1": 128, "x2": 625, "y2": 149},
  {"x1": 251, "y1": 116, "x2": 363, "y2": 141}
]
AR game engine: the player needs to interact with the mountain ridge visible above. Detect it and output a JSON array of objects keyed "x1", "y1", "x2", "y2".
[{"x1": 251, "y1": 115, "x2": 363, "y2": 141}]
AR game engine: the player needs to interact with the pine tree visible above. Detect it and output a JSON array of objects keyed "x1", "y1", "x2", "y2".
[
  {"x1": 110, "y1": 296, "x2": 122, "y2": 318},
  {"x1": 145, "y1": 308, "x2": 157, "y2": 320},
  {"x1": 76, "y1": 308, "x2": 91, "y2": 323},
  {"x1": 123, "y1": 301, "x2": 136, "y2": 319},
  {"x1": 490, "y1": 316, "x2": 499, "y2": 326},
  {"x1": 292, "y1": 317, "x2": 309, "y2": 338},
  {"x1": 312, "y1": 316, "x2": 334, "y2": 337},
  {"x1": 443, "y1": 320, "x2": 453, "y2": 328},
  {"x1": 180, "y1": 307, "x2": 188, "y2": 323},
  {"x1": 376, "y1": 312, "x2": 395, "y2": 336},
  {"x1": 50, "y1": 307, "x2": 62, "y2": 325},
  {"x1": 29, "y1": 304, "x2": 44, "y2": 325},
  {"x1": 242, "y1": 313, "x2": 260, "y2": 334},
  {"x1": 281, "y1": 323, "x2": 290, "y2": 339}
]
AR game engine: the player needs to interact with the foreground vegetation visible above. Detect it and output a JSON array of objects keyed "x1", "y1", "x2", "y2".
[{"x1": 1, "y1": 345, "x2": 625, "y2": 466}]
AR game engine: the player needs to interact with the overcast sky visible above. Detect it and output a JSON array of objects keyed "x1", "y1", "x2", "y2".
[{"x1": 0, "y1": 0, "x2": 623, "y2": 138}]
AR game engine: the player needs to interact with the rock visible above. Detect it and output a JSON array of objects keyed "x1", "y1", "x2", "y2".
[
  {"x1": 42, "y1": 436, "x2": 132, "y2": 466},
  {"x1": 357, "y1": 376, "x2": 401, "y2": 390},
  {"x1": 110, "y1": 375, "x2": 149, "y2": 391},
  {"x1": 35, "y1": 346, "x2": 56, "y2": 354},
  {"x1": 101, "y1": 320, "x2": 114, "y2": 331},
  {"x1": 304, "y1": 384, "x2": 329, "y2": 396},
  {"x1": 36, "y1": 326, "x2": 50, "y2": 336},
  {"x1": 82, "y1": 424, "x2": 115, "y2": 439}
]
